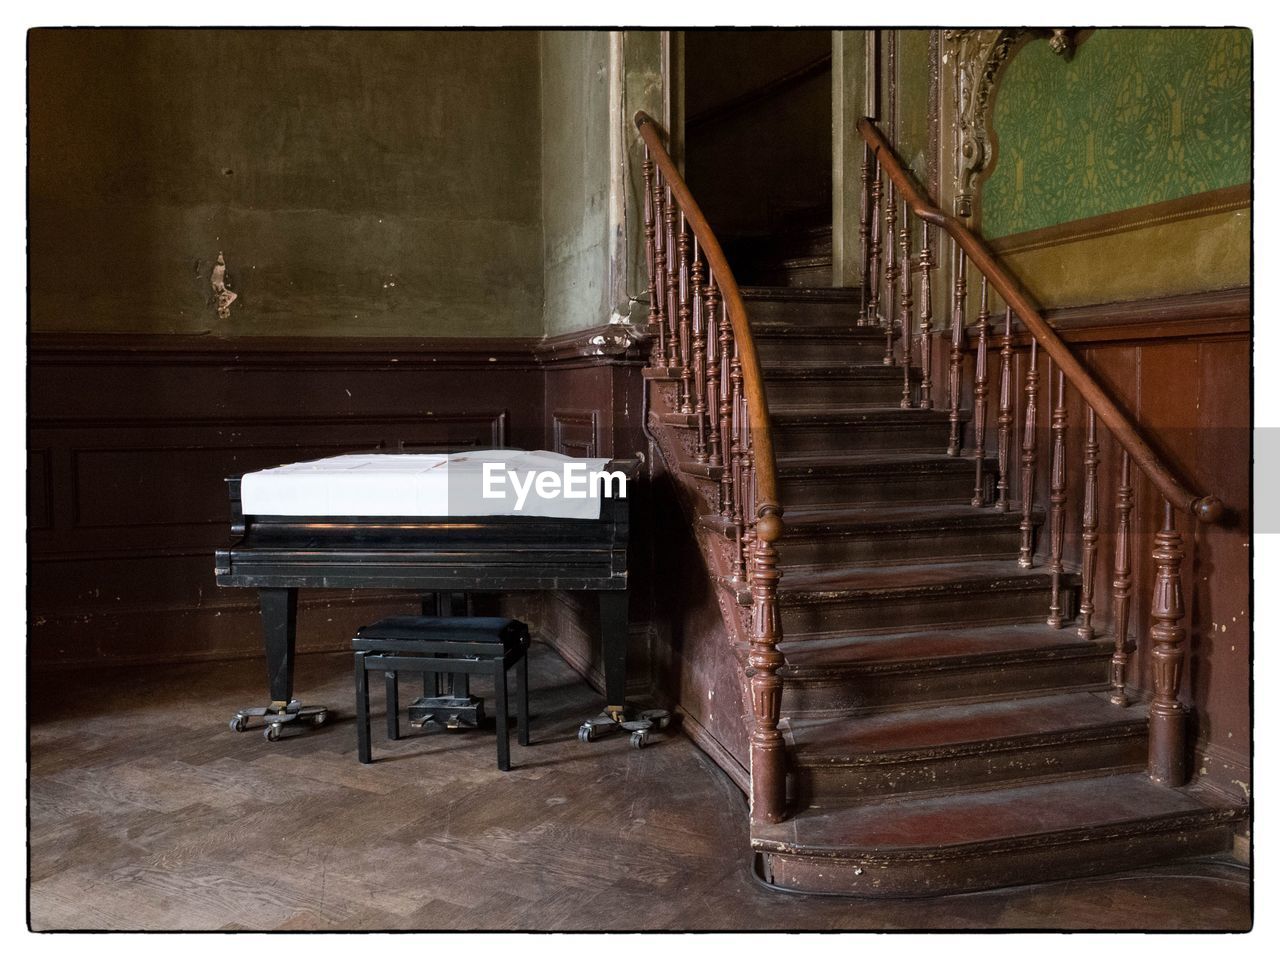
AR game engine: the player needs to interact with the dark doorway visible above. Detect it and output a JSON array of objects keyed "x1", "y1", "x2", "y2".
[{"x1": 683, "y1": 30, "x2": 833, "y2": 286}]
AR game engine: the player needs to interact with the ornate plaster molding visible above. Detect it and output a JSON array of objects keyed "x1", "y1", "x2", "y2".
[
  {"x1": 943, "y1": 28, "x2": 1027, "y2": 218},
  {"x1": 943, "y1": 28, "x2": 1078, "y2": 219}
]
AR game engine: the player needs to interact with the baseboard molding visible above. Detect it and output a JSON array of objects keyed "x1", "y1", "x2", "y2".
[
  {"x1": 28, "y1": 592, "x2": 422, "y2": 671},
  {"x1": 1194, "y1": 741, "x2": 1251, "y2": 805},
  {"x1": 536, "y1": 626, "x2": 606, "y2": 696},
  {"x1": 676, "y1": 705, "x2": 750, "y2": 795}
]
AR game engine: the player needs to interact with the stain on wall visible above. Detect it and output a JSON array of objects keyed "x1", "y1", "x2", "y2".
[
  {"x1": 891, "y1": 29, "x2": 933, "y2": 187},
  {"x1": 540, "y1": 30, "x2": 612, "y2": 337},
  {"x1": 983, "y1": 28, "x2": 1251, "y2": 238},
  {"x1": 29, "y1": 29, "x2": 544, "y2": 337}
]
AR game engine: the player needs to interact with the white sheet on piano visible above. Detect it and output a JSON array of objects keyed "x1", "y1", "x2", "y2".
[{"x1": 239, "y1": 450, "x2": 619, "y2": 519}]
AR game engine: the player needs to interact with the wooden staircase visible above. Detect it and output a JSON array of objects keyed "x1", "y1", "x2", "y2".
[
  {"x1": 633, "y1": 112, "x2": 1247, "y2": 899},
  {"x1": 648, "y1": 285, "x2": 1245, "y2": 896}
]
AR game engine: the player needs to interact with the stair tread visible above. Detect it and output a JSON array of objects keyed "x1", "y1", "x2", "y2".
[
  {"x1": 753, "y1": 323, "x2": 882, "y2": 338},
  {"x1": 778, "y1": 451, "x2": 987, "y2": 473},
  {"x1": 777, "y1": 559, "x2": 1064, "y2": 598},
  {"x1": 762, "y1": 361, "x2": 905, "y2": 376},
  {"x1": 753, "y1": 773, "x2": 1243, "y2": 853},
  {"x1": 780, "y1": 502, "x2": 1033, "y2": 533},
  {"x1": 787, "y1": 691, "x2": 1146, "y2": 760},
  {"x1": 702, "y1": 503, "x2": 1030, "y2": 544},
  {"x1": 780, "y1": 622, "x2": 1110, "y2": 671},
  {"x1": 740, "y1": 286, "x2": 861, "y2": 302},
  {"x1": 771, "y1": 405, "x2": 953, "y2": 424},
  {"x1": 779, "y1": 254, "x2": 833, "y2": 268}
]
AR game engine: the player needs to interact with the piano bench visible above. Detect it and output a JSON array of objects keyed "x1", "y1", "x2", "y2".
[{"x1": 352, "y1": 616, "x2": 531, "y2": 771}]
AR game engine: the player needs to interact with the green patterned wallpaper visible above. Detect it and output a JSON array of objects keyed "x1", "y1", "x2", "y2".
[{"x1": 982, "y1": 28, "x2": 1251, "y2": 238}]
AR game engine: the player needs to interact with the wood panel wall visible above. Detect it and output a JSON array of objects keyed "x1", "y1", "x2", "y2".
[
  {"x1": 926, "y1": 287, "x2": 1251, "y2": 799},
  {"x1": 28, "y1": 330, "x2": 650, "y2": 684}
]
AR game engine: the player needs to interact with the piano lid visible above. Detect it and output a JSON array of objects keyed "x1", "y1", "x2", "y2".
[{"x1": 239, "y1": 450, "x2": 627, "y2": 520}]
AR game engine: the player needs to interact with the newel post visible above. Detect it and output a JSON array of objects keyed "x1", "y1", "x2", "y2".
[
  {"x1": 1148, "y1": 500, "x2": 1188, "y2": 786},
  {"x1": 748, "y1": 505, "x2": 787, "y2": 824}
]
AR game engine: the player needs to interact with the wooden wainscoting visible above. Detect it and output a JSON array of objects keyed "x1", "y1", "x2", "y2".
[
  {"x1": 923, "y1": 286, "x2": 1251, "y2": 801},
  {"x1": 28, "y1": 329, "x2": 648, "y2": 675}
]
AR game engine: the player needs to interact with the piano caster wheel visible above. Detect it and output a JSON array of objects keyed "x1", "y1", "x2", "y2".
[
  {"x1": 639, "y1": 709, "x2": 671, "y2": 731},
  {"x1": 621, "y1": 719, "x2": 652, "y2": 751},
  {"x1": 579, "y1": 716, "x2": 615, "y2": 743},
  {"x1": 311, "y1": 710, "x2": 328, "y2": 727},
  {"x1": 264, "y1": 723, "x2": 283, "y2": 742},
  {"x1": 230, "y1": 715, "x2": 248, "y2": 733}
]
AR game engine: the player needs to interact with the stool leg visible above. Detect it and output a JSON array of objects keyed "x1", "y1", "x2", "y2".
[
  {"x1": 494, "y1": 658, "x2": 510, "y2": 771},
  {"x1": 385, "y1": 670, "x2": 400, "y2": 741},
  {"x1": 354, "y1": 652, "x2": 372, "y2": 764},
  {"x1": 516, "y1": 651, "x2": 530, "y2": 746}
]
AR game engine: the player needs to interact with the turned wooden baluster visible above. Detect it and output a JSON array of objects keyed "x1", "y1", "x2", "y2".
[
  {"x1": 748, "y1": 497, "x2": 786, "y2": 822},
  {"x1": 1148, "y1": 500, "x2": 1188, "y2": 785},
  {"x1": 1018, "y1": 339, "x2": 1039, "y2": 567},
  {"x1": 947, "y1": 244, "x2": 967, "y2": 456},
  {"x1": 740, "y1": 401, "x2": 756, "y2": 576},
  {"x1": 857, "y1": 144, "x2": 874, "y2": 325},
  {"x1": 917, "y1": 222, "x2": 934, "y2": 409},
  {"x1": 1110, "y1": 452, "x2": 1134, "y2": 705},
  {"x1": 690, "y1": 239, "x2": 708, "y2": 463},
  {"x1": 971, "y1": 278, "x2": 991, "y2": 505},
  {"x1": 882, "y1": 181, "x2": 899, "y2": 366},
  {"x1": 1078, "y1": 409, "x2": 1100, "y2": 639},
  {"x1": 718, "y1": 286, "x2": 735, "y2": 518},
  {"x1": 898, "y1": 202, "x2": 914, "y2": 407},
  {"x1": 676, "y1": 213, "x2": 694, "y2": 415},
  {"x1": 729, "y1": 343, "x2": 746, "y2": 579},
  {"x1": 704, "y1": 272, "x2": 723, "y2": 471},
  {"x1": 995, "y1": 307, "x2": 1014, "y2": 511},
  {"x1": 641, "y1": 148, "x2": 668, "y2": 367},
  {"x1": 866, "y1": 167, "x2": 883, "y2": 323},
  {"x1": 1046, "y1": 363, "x2": 1068, "y2": 626},
  {"x1": 664, "y1": 186, "x2": 681, "y2": 381}
]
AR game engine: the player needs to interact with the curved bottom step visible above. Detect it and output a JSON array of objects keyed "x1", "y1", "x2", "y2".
[{"x1": 752, "y1": 773, "x2": 1247, "y2": 898}]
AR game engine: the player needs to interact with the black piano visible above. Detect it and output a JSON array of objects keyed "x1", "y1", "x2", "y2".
[{"x1": 214, "y1": 458, "x2": 634, "y2": 733}]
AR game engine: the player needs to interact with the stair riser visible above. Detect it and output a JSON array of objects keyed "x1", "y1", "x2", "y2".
[
  {"x1": 794, "y1": 731, "x2": 1147, "y2": 803},
  {"x1": 756, "y1": 338, "x2": 884, "y2": 363},
  {"x1": 774, "y1": 422, "x2": 951, "y2": 456},
  {"x1": 742, "y1": 301, "x2": 862, "y2": 325},
  {"x1": 781, "y1": 524, "x2": 1024, "y2": 568},
  {"x1": 781, "y1": 652, "x2": 1111, "y2": 717},
  {"x1": 765, "y1": 377, "x2": 908, "y2": 407},
  {"x1": 771, "y1": 233, "x2": 833, "y2": 260},
  {"x1": 779, "y1": 262, "x2": 834, "y2": 288},
  {"x1": 781, "y1": 469, "x2": 979, "y2": 507},
  {"x1": 781, "y1": 586, "x2": 1076, "y2": 639},
  {"x1": 756, "y1": 820, "x2": 1241, "y2": 898}
]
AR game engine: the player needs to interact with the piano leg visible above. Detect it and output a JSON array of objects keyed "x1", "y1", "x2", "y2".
[
  {"x1": 578, "y1": 590, "x2": 660, "y2": 747},
  {"x1": 261, "y1": 587, "x2": 298, "y2": 707},
  {"x1": 600, "y1": 590, "x2": 628, "y2": 721},
  {"x1": 229, "y1": 587, "x2": 327, "y2": 740}
]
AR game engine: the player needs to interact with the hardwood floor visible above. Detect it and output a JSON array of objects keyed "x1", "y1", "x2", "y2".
[{"x1": 29, "y1": 643, "x2": 1249, "y2": 931}]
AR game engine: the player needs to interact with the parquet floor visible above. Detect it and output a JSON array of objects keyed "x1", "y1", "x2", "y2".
[{"x1": 29, "y1": 643, "x2": 1250, "y2": 931}]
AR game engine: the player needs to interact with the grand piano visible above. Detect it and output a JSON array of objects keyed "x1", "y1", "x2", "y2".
[{"x1": 214, "y1": 454, "x2": 635, "y2": 736}]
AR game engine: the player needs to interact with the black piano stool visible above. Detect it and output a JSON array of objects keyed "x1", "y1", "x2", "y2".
[{"x1": 353, "y1": 616, "x2": 530, "y2": 771}]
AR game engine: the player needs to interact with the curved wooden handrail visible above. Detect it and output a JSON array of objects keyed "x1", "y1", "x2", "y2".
[
  {"x1": 856, "y1": 117, "x2": 1223, "y2": 524},
  {"x1": 635, "y1": 110, "x2": 782, "y2": 527}
]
